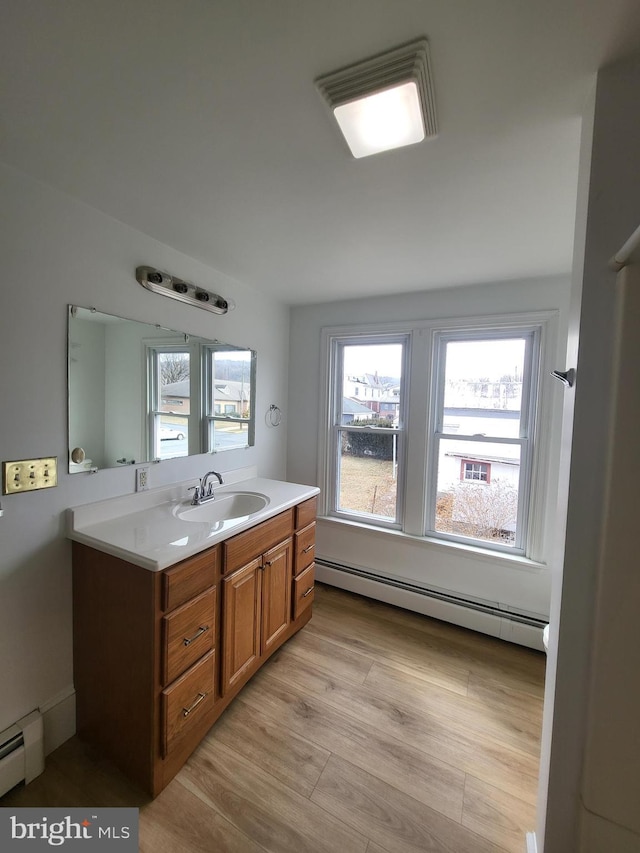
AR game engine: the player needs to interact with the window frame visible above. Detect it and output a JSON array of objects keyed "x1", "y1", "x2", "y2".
[
  {"x1": 324, "y1": 332, "x2": 410, "y2": 529},
  {"x1": 425, "y1": 326, "x2": 541, "y2": 555},
  {"x1": 146, "y1": 341, "x2": 256, "y2": 459},
  {"x1": 146, "y1": 341, "x2": 195, "y2": 461},
  {"x1": 201, "y1": 344, "x2": 256, "y2": 454},
  {"x1": 319, "y1": 312, "x2": 556, "y2": 561}
]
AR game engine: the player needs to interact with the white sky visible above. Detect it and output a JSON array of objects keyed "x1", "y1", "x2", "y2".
[
  {"x1": 445, "y1": 339, "x2": 525, "y2": 381},
  {"x1": 214, "y1": 350, "x2": 252, "y2": 361},
  {"x1": 343, "y1": 344, "x2": 403, "y2": 377},
  {"x1": 343, "y1": 339, "x2": 526, "y2": 381}
]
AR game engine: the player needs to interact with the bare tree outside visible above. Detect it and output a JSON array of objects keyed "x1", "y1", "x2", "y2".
[{"x1": 160, "y1": 353, "x2": 190, "y2": 385}]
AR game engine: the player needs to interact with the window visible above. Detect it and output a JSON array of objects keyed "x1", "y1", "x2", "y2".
[
  {"x1": 203, "y1": 346, "x2": 255, "y2": 453},
  {"x1": 321, "y1": 314, "x2": 552, "y2": 558},
  {"x1": 461, "y1": 460, "x2": 491, "y2": 482},
  {"x1": 147, "y1": 342, "x2": 256, "y2": 458},
  {"x1": 326, "y1": 335, "x2": 407, "y2": 526},
  {"x1": 148, "y1": 346, "x2": 191, "y2": 460},
  {"x1": 428, "y1": 330, "x2": 539, "y2": 551}
]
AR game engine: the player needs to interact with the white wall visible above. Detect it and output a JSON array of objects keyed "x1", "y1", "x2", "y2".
[
  {"x1": 288, "y1": 277, "x2": 570, "y2": 623},
  {"x1": 0, "y1": 162, "x2": 289, "y2": 742},
  {"x1": 542, "y1": 53, "x2": 640, "y2": 852},
  {"x1": 103, "y1": 321, "x2": 178, "y2": 466},
  {"x1": 68, "y1": 318, "x2": 106, "y2": 468}
]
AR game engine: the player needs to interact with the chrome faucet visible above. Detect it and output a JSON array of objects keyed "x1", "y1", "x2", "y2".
[{"x1": 190, "y1": 470, "x2": 224, "y2": 505}]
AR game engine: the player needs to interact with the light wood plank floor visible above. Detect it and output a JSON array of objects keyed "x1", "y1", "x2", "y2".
[{"x1": 2, "y1": 583, "x2": 546, "y2": 852}]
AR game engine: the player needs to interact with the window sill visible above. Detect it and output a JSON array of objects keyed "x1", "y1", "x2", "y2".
[{"x1": 316, "y1": 514, "x2": 548, "y2": 573}]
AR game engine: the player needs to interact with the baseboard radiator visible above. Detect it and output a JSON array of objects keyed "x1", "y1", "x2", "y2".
[
  {"x1": 315, "y1": 558, "x2": 547, "y2": 649},
  {"x1": 0, "y1": 710, "x2": 45, "y2": 797}
]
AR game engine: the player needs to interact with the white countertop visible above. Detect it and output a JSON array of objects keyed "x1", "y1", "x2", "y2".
[{"x1": 67, "y1": 475, "x2": 320, "y2": 571}]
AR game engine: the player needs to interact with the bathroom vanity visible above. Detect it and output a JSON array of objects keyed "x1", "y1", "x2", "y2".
[{"x1": 68, "y1": 474, "x2": 319, "y2": 797}]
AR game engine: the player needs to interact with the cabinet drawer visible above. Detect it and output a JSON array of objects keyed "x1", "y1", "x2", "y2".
[
  {"x1": 162, "y1": 587, "x2": 216, "y2": 686},
  {"x1": 293, "y1": 563, "x2": 315, "y2": 620},
  {"x1": 162, "y1": 547, "x2": 220, "y2": 611},
  {"x1": 295, "y1": 497, "x2": 317, "y2": 531},
  {"x1": 294, "y1": 522, "x2": 315, "y2": 576},
  {"x1": 161, "y1": 650, "x2": 215, "y2": 756},
  {"x1": 223, "y1": 509, "x2": 294, "y2": 574}
]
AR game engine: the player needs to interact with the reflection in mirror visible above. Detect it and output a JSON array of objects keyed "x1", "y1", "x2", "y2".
[{"x1": 68, "y1": 306, "x2": 256, "y2": 473}]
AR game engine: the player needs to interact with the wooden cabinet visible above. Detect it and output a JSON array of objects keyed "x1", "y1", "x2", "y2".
[
  {"x1": 72, "y1": 495, "x2": 316, "y2": 797},
  {"x1": 221, "y1": 556, "x2": 262, "y2": 693},
  {"x1": 293, "y1": 496, "x2": 317, "y2": 615},
  {"x1": 222, "y1": 536, "x2": 293, "y2": 694},
  {"x1": 261, "y1": 538, "x2": 293, "y2": 654}
]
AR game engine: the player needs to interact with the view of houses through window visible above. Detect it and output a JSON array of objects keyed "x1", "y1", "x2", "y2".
[
  {"x1": 148, "y1": 344, "x2": 254, "y2": 458},
  {"x1": 204, "y1": 349, "x2": 254, "y2": 452},
  {"x1": 331, "y1": 327, "x2": 538, "y2": 552},
  {"x1": 337, "y1": 340, "x2": 405, "y2": 523},
  {"x1": 431, "y1": 336, "x2": 530, "y2": 547},
  {"x1": 154, "y1": 349, "x2": 191, "y2": 460}
]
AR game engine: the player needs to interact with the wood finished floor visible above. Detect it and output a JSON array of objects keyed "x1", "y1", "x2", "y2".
[{"x1": 2, "y1": 583, "x2": 546, "y2": 852}]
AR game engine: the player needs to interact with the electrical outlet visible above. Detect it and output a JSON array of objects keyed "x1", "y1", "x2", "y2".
[{"x1": 135, "y1": 467, "x2": 149, "y2": 492}]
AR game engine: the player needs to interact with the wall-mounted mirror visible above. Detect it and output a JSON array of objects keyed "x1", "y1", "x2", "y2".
[{"x1": 68, "y1": 306, "x2": 256, "y2": 473}]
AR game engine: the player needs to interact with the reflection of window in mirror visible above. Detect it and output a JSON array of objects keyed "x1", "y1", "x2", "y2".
[
  {"x1": 147, "y1": 345, "x2": 192, "y2": 460},
  {"x1": 203, "y1": 346, "x2": 255, "y2": 452},
  {"x1": 69, "y1": 306, "x2": 257, "y2": 471},
  {"x1": 146, "y1": 342, "x2": 255, "y2": 458}
]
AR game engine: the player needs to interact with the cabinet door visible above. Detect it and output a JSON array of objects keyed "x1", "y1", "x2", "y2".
[
  {"x1": 222, "y1": 557, "x2": 262, "y2": 695},
  {"x1": 261, "y1": 538, "x2": 293, "y2": 655}
]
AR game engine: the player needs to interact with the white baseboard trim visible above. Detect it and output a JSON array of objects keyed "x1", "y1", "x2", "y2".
[
  {"x1": 525, "y1": 831, "x2": 538, "y2": 852},
  {"x1": 39, "y1": 686, "x2": 76, "y2": 756},
  {"x1": 315, "y1": 563, "x2": 545, "y2": 651}
]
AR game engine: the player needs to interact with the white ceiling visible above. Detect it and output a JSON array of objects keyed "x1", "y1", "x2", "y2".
[{"x1": 1, "y1": 1, "x2": 640, "y2": 305}]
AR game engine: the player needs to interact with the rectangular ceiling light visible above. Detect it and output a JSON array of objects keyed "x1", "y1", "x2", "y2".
[{"x1": 316, "y1": 38, "x2": 437, "y2": 159}]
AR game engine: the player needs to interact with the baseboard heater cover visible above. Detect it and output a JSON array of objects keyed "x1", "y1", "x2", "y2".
[
  {"x1": 0, "y1": 710, "x2": 45, "y2": 797},
  {"x1": 315, "y1": 557, "x2": 547, "y2": 628}
]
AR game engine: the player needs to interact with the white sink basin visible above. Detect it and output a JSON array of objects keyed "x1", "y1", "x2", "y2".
[{"x1": 173, "y1": 491, "x2": 269, "y2": 523}]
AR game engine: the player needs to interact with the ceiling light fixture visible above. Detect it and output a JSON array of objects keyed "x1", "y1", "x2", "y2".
[{"x1": 316, "y1": 38, "x2": 437, "y2": 159}]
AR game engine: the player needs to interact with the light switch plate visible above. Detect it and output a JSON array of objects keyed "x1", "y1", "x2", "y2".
[{"x1": 2, "y1": 458, "x2": 58, "y2": 494}]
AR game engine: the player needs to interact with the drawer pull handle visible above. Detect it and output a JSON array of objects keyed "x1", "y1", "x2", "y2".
[
  {"x1": 302, "y1": 586, "x2": 315, "y2": 598},
  {"x1": 302, "y1": 544, "x2": 314, "y2": 554},
  {"x1": 183, "y1": 692, "x2": 207, "y2": 717},
  {"x1": 183, "y1": 625, "x2": 209, "y2": 646},
  {"x1": 264, "y1": 560, "x2": 273, "y2": 567}
]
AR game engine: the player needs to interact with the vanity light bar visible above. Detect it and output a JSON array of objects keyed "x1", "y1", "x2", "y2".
[{"x1": 136, "y1": 266, "x2": 235, "y2": 315}]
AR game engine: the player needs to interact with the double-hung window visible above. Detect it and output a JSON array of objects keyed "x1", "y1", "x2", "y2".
[
  {"x1": 147, "y1": 345, "x2": 192, "y2": 460},
  {"x1": 427, "y1": 329, "x2": 540, "y2": 553},
  {"x1": 147, "y1": 341, "x2": 255, "y2": 459},
  {"x1": 202, "y1": 345, "x2": 255, "y2": 453},
  {"x1": 326, "y1": 335, "x2": 408, "y2": 527},
  {"x1": 322, "y1": 314, "x2": 552, "y2": 558}
]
